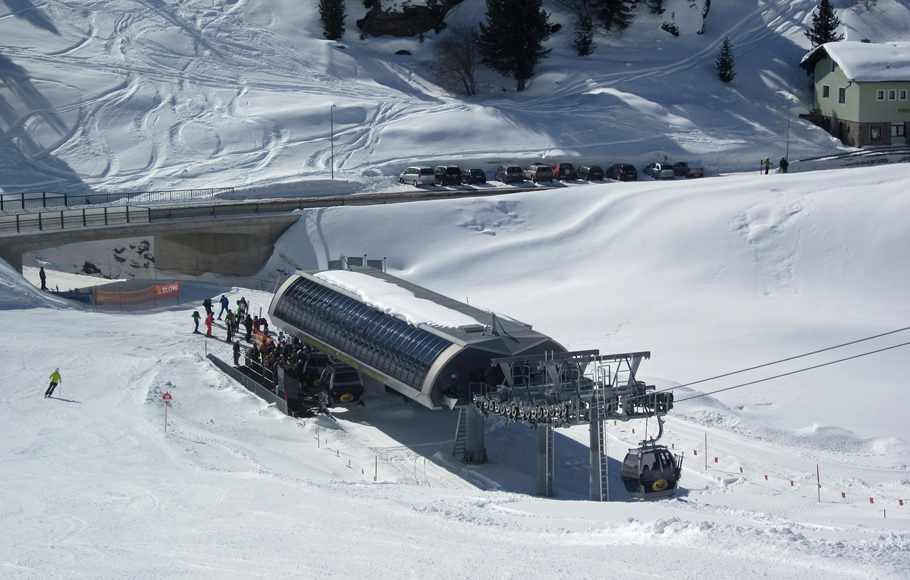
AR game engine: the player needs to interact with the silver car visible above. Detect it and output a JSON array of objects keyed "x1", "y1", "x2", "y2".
[
  {"x1": 643, "y1": 162, "x2": 675, "y2": 180},
  {"x1": 399, "y1": 166, "x2": 435, "y2": 186}
]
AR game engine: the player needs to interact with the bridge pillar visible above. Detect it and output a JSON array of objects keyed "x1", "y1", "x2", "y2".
[{"x1": 0, "y1": 248, "x2": 23, "y2": 273}]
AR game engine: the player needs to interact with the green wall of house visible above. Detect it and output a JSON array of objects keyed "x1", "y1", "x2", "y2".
[{"x1": 813, "y1": 57, "x2": 910, "y2": 124}]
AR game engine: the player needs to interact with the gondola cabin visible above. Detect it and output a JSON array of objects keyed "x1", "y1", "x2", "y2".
[{"x1": 621, "y1": 443, "x2": 683, "y2": 500}]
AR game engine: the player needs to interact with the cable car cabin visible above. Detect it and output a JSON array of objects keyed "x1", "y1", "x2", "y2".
[{"x1": 621, "y1": 443, "x2": 683, "y2": 500}]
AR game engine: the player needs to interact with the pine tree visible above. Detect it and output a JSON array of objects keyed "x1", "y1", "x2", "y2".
[
  {"x1": 715, "y1": 37, "x2": 735, "y2": 84},
  {"x1": 573, "y1": 16, "x2": 596, "y2": 56},
  {"x1": 319, "y1": 0, "x2": 346, "y2": 41},
  {"x1": 647, "y1": 0, "x2": 666, "y2": 15},
  {"x1": 593, "y1": 0, "x2": 635, "y2": 32},
  {"x1": 805, "y1": 0, "x2": 844, "y2": 47},
  {"x1": 478, "y1": 0, "x2": 552, "y2": 91}
]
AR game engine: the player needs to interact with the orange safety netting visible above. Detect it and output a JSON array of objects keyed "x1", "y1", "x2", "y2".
[{"x1": 94, "y1": 282, "x2": 180, "y2": 310}]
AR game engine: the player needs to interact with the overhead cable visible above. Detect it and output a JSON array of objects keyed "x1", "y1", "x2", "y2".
[{"x1": 674, "y1": 339, "x2": 910, "y2": 403}]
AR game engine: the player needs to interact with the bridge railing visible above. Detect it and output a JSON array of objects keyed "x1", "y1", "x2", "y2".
[
  {"x1": 0, "y1": 206, "x2": 151, "y2": 235},
  {"x1": 0, "y1": 187, "x2": 234, "y2": 213},
  {"x1": 1, "y1": 195, "x2": 375, "y2": 236}
]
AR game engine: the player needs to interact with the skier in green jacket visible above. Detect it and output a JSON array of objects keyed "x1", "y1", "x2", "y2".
[{"x1": 45, "y1": 368, "x2": 61, "y2": 398}]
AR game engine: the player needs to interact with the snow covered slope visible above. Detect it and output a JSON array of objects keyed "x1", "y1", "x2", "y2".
[
  {"x1": 2, "y1": 0, "x2": 909, "y2": 195},
  {"x1": 2, "y1": 162, "x2": 908, "y2": 579}
]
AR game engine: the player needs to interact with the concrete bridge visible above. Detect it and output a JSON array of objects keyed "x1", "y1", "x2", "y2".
[
  {"x1": 0, "y1": 186, "x2": 529, "y2": 276},
  {"x1": 0, "y1": 206, "x2": 300, "y2": 276}
]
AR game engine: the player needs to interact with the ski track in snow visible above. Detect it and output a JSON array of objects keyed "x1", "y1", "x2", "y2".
[{"x1": 5, "y1": 0, "x2": 907, "y2": 193}]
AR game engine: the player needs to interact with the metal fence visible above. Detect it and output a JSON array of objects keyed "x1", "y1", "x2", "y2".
[
  {"x1": 207, "y1": 353, "x2": 289, "y2": 415},
  {"x1": 0, "y1": 187, "x2": 234, "y2": 212},
  {"x1": 0, "y1": 206, "x2": 150, "y2": 235}
]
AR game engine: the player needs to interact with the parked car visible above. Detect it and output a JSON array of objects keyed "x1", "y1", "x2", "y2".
[
  {"x1": 643, "y1": 162, "x2": 675, "y2": 180},
  {"x1": 577, "y1": 165, "x2": 605, "y2": 181},
  {"x1": 554, "y1": 163, "x2": 578, "y2": 180},
  {"x1": 465, "y1": 168, "x2": 487, "y2": 184},
  {"x1": 398, "y1": 166, "x2": 435, "y2": 187},
  {"x1": 434, "y1": 165, "x2": 463, "y2": 186},
  {"x1": 672, "y1": 161, "x2": 705, "y2": 178},
  {"x1": 495, "y1": 165, "x2": 525, "y2": 184},
  {"x1": 606, "y1": 164, "x2": 638, "y2": 181},
  {"x1": 523, "y1": 164, "x2": 555, "y2": 183}
]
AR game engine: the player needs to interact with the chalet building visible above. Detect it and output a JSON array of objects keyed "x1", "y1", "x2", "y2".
[{"x1": 800, "y1": 41, "x2": 910, "y2": 148}]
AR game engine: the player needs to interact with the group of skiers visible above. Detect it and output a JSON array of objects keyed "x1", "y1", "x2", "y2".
[
  {"x1": 763, "y1": 157, "x2": 789, "y2": 174},
  {"x1": 191, "y1": 295, "x2": 273, "y2": 345},
  {"x1": 243, "y1": 334, "x2": 312, "y2": 390}
]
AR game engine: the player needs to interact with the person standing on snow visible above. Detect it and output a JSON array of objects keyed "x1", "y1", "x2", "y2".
[
  {"x1": 243, "y1": 314, "x2": 253, "y2": 343},
  {"x1": 225, "y1": 311, "x2": 235, "y2": 342},
  {"x1": 45, "y1": 368, "x2": 61, "y2": 398},
  {"x1": 218, "y1": 295, "x2": 229, "y2": 320},
  {"x1": 191, "y1": 310, "x2": 201, "y2": 333},
  {"x1": 779, "y1": 157, "x2": 789, "y2": 173},
  {"x1": 39, "y1": 267, "x2": 47, "y2": 291},
  {"x1": 764, "y1": 158, "x2": 771, "y2": 175},
  {"x1": 205, "y1": 312, "x2": 214, "y2": 337},
  {"x1": 202, "y1": 297, "x2": 213, "y2": 316}
]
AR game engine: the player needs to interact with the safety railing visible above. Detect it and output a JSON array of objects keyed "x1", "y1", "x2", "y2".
[
  {"x1": 0, "y1": 187, "x2": 234, "y2": 212},
  {"x1": 0, "y1": 206, "x2": 151, "y2": 235},
  {"x1": 207, "y1": 353, "x2": 288, "y2": 415}
]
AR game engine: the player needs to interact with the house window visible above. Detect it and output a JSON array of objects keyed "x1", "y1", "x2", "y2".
[
  {"x1": 870, "y1": 126, "x2": 882, "y2": 141},
  {"x1": 877, "y1": 90, "x2": 885, "y2": 100},
  {"x1": 830, "y1": 60, "x2": 836, "y2": 73},
  {"x1": 838, "y1": 87, "x2": 846, "y2": 104},
  {"x1": 888, "y1": 90, "x2": 897, "y2": 101},
  {"x1": 893, "y1": 124, "x2": 906, "y2": 138},
  {"x1": 900, "y1": 90, "x2": 908, "y2": 101},
  {"x1": 822, "y1": 85, "x2": 830, "y2": 98}
]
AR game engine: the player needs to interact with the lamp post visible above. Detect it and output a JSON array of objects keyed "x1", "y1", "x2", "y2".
[
  {"x1": 786, "y1": 102, "x2": 792, "y2": 161},
  {"x1": 330, "y1": 104, "x2": 336, "y2": 180}
]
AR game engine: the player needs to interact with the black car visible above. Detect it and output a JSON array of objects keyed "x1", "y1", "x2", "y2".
[
  {"x1": 577, "y1": 165, "x2": 605, "y2": 181},
  {"x1": 606, "y1": 164, "x2": 638, "y2": 181},
  {"x1": 465, "y1": 168, "x2": 487, "y2": 184},
  {"x1": 555, "y1": 163, "x2": 577, "y2": 180},
  {"x1": 434, "y1": 165, "x2": 463, "y2": 185},
  {"x1": 495, "y1": 165, "x2": 525, "y2": 184}
]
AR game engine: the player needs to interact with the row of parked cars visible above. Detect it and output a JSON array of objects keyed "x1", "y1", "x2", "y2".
[{"x1": 399, "y1": 161, "x2": 704, "y2": 187}]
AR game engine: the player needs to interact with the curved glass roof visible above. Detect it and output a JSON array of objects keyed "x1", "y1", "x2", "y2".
[{"x1": 273, "y1": 276, "x2": 455, "y2": 389}]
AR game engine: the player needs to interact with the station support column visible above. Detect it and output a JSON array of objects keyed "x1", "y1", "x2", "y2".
[{"x1": 464, "y1": 405, "x2": 488, "y2": 464}]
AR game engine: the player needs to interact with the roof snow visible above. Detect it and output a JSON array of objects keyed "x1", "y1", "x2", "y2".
[
  {"x1": 802, "y1": 41, "x2": 910, "y2": 82},
  {"x1": 314, "y1": 270, "x2": 483, "y2": 330}
]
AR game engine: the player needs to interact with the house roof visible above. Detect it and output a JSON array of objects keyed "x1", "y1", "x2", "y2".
[{"x1": 801, "y1": 41, "x2": 910, "y2": 82}]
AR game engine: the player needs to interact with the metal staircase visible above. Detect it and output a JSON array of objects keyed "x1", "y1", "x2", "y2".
[{"x1": 452, "y1": 407, "x2": 467, "y2": 459}]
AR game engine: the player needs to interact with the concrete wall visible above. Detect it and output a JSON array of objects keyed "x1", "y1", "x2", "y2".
[{"x1": 0, "y1": 214, "x2": 300, "y2": 277}]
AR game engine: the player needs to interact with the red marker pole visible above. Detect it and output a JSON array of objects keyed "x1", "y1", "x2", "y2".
[{"x1": 163, "y1": 392, "x2": 173, "y2": 432}]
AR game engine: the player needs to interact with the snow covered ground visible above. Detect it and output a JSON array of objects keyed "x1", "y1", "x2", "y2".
[
  {"x1": 3, "y1": 162, "x2": 910, "y2": 578},
  {"x1": 3, "y1": 0, "x2": 909, "y2": 196},
  {"x1": 2, "y1": 0, "x2": 910, "y2": 577}
]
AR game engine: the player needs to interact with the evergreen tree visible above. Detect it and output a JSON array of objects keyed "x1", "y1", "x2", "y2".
[
  {"x1": 593, "y1": 0, "x2": 635, "y2": 32},
  {"x1": 478, "y1": 0, "x2": 552, "y2": 91},
  {"x1": 647, "y1": 0, "x2": 666, "y2": 15},
  {"x1": 573, "y1": 16, "x2": 596, "y2": 56},
  {"x1": 715, "y1": 37, "x2": 736, "y2": 84},
  {"x1": 319, "y1": 0, "x2": 346, "y2": 41},
  {"x1": 805, "y1": 0, "x2": 844, "y2": 47}
]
